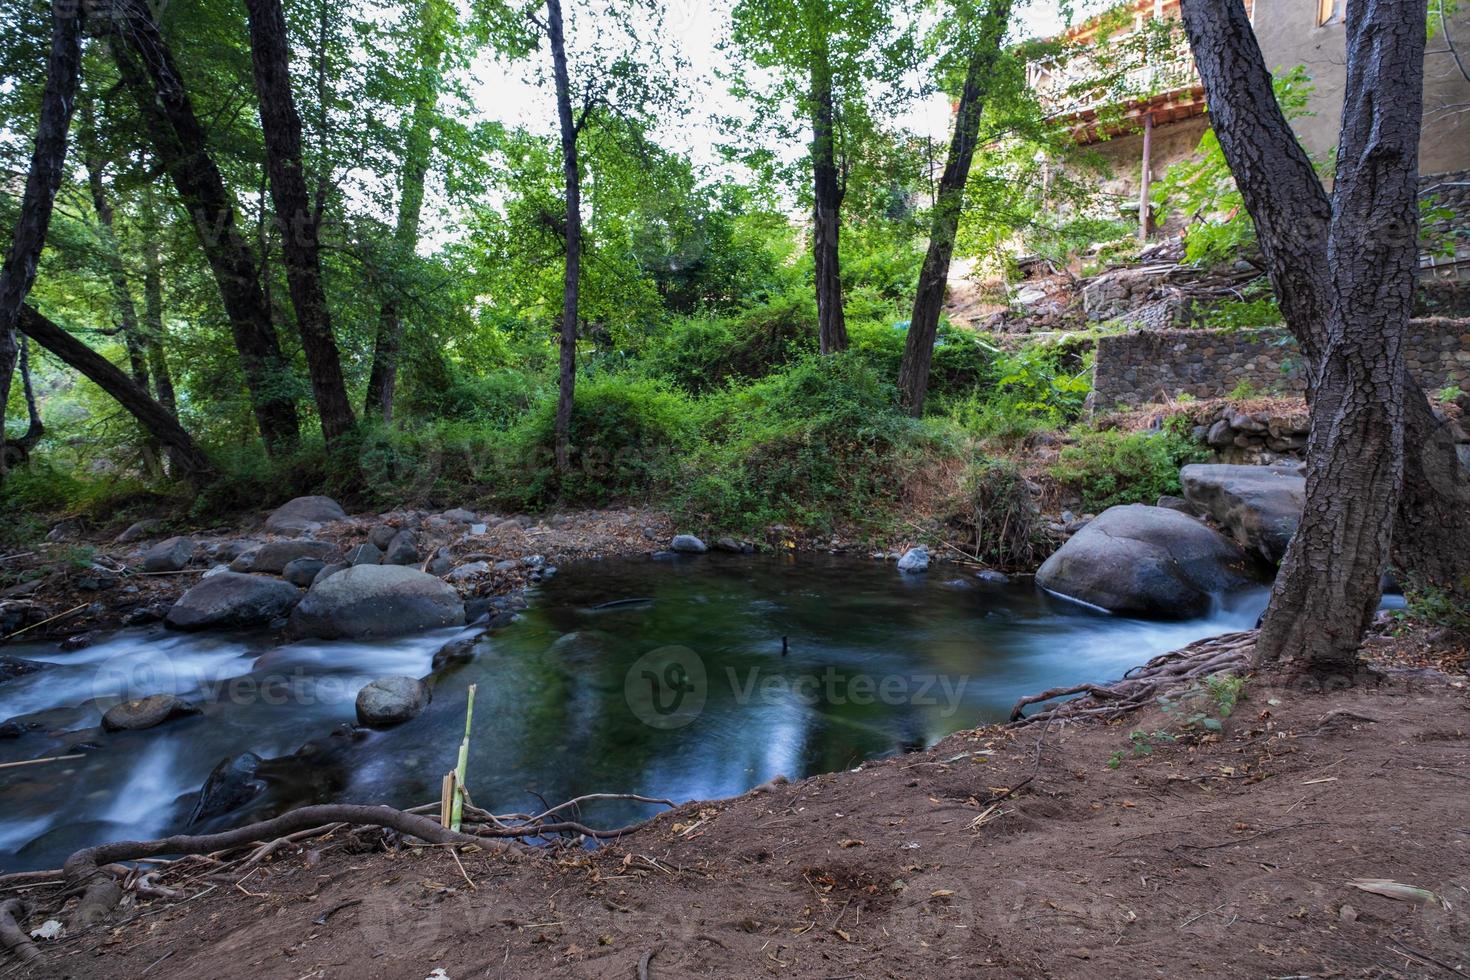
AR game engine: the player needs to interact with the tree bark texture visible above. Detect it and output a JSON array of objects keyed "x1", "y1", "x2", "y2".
[
  {"x1": 244, "y1": 0, "x2": 357, "y2": 448},
  {"x1": 547, "y1": 0, "x2": 581, "y2": 474},
  {"x1": 108, "y1": 1, "x2": 300, "y2": 453},
  {"x1": 811, "y1": 41, "x2": 847, "y2": 355},
  {"x1": 0, "y1": 0, "x2": 80, "y2": 477}
]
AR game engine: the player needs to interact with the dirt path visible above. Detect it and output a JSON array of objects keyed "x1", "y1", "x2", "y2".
[{"x1": 6, "y1": 640, "x2": 1467, "y2": 980}]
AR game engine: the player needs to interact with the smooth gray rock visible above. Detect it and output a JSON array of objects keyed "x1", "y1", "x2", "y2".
[
  {"x1": 446, "y1": 561, "x2": 489, "y2": 581},
  {"x1": 212, "y1": 539, "x2": 259, "y2": 562},
  {"x1": 426, "y1": 547, "x2": 454, "y2": 576},
  {"x1": 1180, "y1": 463, "x2": 1305, "y2": 564},
  {"x1": 264, "y1": 495, "x2": 346, "y2": 534},
  {"x1": 166, "y1": 572, "x2": 303, "y2": 630},
  {"x1": 355, "y1": 676, "x2": 430, "y2": 727},
  {"x1": 1155, "y1": 494, "x2": 1195, "y2": 515},
  {"x1": 974, "y1": 569, "x2": 1010, "y2": 585},
  {"x1": 897, "y1": 547, "x2": 930, "y2": 572},
  {"x1": 232, "y1": 539, "x2": 342, "y2": 574},
  {"x1": 368, "y1": 524, "x2": 398, "y2": 550},
  {"x1": 102, "y1": 693, "x2": 201, "y2": 732},
  {"x1": 440, "y1": 508, "x2": 477, "y2": 524},
  {"x1": 142, "y1": 536, "x2": 194, "y2": 573},
  {"x1": 345, "y1": 542, "x2": 383, "y2": 566},
  {"x1": 384, "y1": 530, "x2": 420, "y2": 565},
  {"x1": 714, "y1": 537, "x2": 744, "y2": 553},
  {"x1": 283, "y1": 557, "x2": 327, "y2": 587},
  {"x1": 288, "y1": 565, "x2": 464, "y2": 639},
  {"x1": 1036, "y1": 504, "x2": 1255, "y2": 619},
  {"x1": 670, "y1": 534, "x2": 707, "y2": 554},
  {"x1": 311, "y1": 562, "x2": 348, "y2": 587}
]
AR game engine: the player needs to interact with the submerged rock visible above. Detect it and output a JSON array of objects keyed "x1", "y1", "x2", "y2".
[
  {"x1": 166, "y1": 572, "x2": 303, "y2": 630},
  {"x1": 264, "y1": 495, "x2": 346, "y2": 534},
  {"x1": 288, "y1": 565, "x2": 464, "y2": 639},
  {"x1": 1036, "y1": 504, "x2": 1255, "y2": 619},
  {"x1": 355, "y1": 676, "x2": 430, "y2": 727},
  {"x1": 101, "y1": 693, "x2": 201, "y2": 732},
  {"x1": 188, "y1": 752, "x2": 266, "y2": 826},
  {"x1": 1180, "y1": 463, "x2": 1305, "y2": 564},
  {"x1": 897, "y1": 547, "x2": 930, "y2": 573},
  {"x1": 0, "y1": 656, "x2": 46, "y2": 684},
  {"x1": 670, "y1": 534, "x2": 708, "y2": 554}
]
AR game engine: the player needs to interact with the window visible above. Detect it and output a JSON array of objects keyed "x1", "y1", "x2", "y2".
[{"x1": 1317, "y1": 0, "x2": 1341, "y2": 25}]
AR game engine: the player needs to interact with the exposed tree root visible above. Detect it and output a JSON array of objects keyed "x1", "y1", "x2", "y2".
[
  {"x1": 0, "y1": 898, "x2": 41, "y2": 965},
  {"x1": 1010, "y1": 630, "x2": 1258, "y2": 726}
]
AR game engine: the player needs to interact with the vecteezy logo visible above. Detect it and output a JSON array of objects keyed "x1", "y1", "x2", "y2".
[{"x1": 624, "y1": 646, "x2": 707, "y2": 730}]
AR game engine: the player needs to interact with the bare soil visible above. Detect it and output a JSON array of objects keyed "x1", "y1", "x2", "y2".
[{"x1": 5, "y1": 633, "x2": 1467, "y2": 979}]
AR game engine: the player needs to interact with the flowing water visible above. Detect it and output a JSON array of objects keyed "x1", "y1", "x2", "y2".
[{"x1": 0, "y1": 555, "x2": 1271, "y2": 872}]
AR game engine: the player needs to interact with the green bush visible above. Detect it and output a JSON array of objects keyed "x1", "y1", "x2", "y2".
[
  {"x1": 681, "y1": 354, "x2": 944, "y2": 532},
  {"x1": 1050, "y1": 429, "x2": 1209, "y2": 511},
  {"x1": 494, "y1": 375, "x2": 697, "y2": 507}
]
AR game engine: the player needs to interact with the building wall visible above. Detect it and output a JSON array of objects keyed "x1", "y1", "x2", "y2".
[
  {"x1": 1251, "y1": 0, "x2": 1470, "y2": 174},
  {"x1": 1090, "y1": 320, "x2": 1470, "y2": 409},
  {"x1": 1083, "y1": 114, "x2": 1211, "y2": 234}
]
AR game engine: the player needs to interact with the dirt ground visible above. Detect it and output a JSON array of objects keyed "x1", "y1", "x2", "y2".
[{"x1": 4, "y1": 631, "x2": 1466, "y2": 980}]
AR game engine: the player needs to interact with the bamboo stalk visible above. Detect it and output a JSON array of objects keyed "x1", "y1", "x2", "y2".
[
  {"x1": 1, "y1": 602, "x2": 87, "y2": 640},
  {"x1": 450, "y1": 684, "x2": 476, "y2": 833},
  {"x1": 0, "y1": 754, "x2": 84, "y2": 771}
]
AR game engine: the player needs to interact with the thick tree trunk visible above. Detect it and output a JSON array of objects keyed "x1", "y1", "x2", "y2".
[
  {"x1": 1180, "y1": 0, "x2": 1447, "y2": 668},
  {"x1": 244, "y1": 0, "x2": 356, "y2": 448},
  {"x1": 547, "y1": 0, "x2": 581, "y2": 474},
  {"x1": 365, "y1": 0, "x2": 446, "y2": 423},
  {"x1": 810, "y1": 44, "x2": 847, "y2": 356},
  {"x1": 898, "y1": 1, "x2": 1011, "y2": 416},
  {"x1": 0, "y1": 0, "x2": 80, "y2": 478},
  {"x1": 19, "y1": 306, "x2": 212, "y2": 482},
  {"x1": 108, "y1": 3, "x2": 299, "y2": 453}
]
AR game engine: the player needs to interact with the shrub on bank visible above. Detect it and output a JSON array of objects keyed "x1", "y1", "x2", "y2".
[{"x1": 1050, "y1": 428, "x2": 1208, "y2": 512}]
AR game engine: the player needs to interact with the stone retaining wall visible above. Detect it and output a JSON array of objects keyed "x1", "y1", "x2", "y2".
[{"x1": 1090, "y1": 319, "x2": 1470, "y2": 410}]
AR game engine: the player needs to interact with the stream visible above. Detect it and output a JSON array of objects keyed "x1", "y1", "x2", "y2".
[{"x1": 0, "y1": 554, "x2": 1273, "y2": 872}]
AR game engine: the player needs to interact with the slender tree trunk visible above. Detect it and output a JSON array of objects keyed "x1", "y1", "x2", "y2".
[
  {"x1": 81, "y1": 98, "x2": 164, "y2": 478},
  {"x1": 0, "y1": 0, "x2": 80, "y2": 478},
  {"x1": 547, "y1": 0, "x2": 581, "y2": 474},
  {"x1": 810, "y1": 42, "x2": 847, "y2": 355},
  {"x1": 365, "y1": 0, "x2": 447, "y2": 423},
  {"x1": 139, "y1": 183, "x2": 178, "y2": 416},
  {"x1": 898, "y1": 0, "x2": 1011, "y2": 415},
  {"x1": 108, "y1": 2, "x2": 300, "y2": 453},
  {"x1": 19, "y1": 306, "x2": 212, "y2": 482},
  {"x1": 1179, "y1": 0, "x2": 1444, "y2": 668},
  {"x1": 5, "y1": 339, "x2": 45, "y2": 469},
  {"x1": 244, "y1": 0, "x2": 356, "y2": 448}
]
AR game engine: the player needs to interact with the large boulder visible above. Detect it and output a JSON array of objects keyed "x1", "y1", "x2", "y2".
[
  {"x1": 142, "y1": 535, "x2": 194, "y2": 573},
  {"x1": 102, "y1": 693, "x2": 201, "y2": 732},
  {"x1": 355, "y1": 676, "x2": 431, "y2": 727},
  {"x1": 1036, "y1": 504, "x2": 1256, "y2": 619},
  {"x1": 288, "y1": 565, "x2": 464, "y2": 639},
  {"x1": 166, "y1": 572, "x2": 304, "y2": 630},
  {"x1": 232, "y1": 539, "x2": 342, "y2": 574},
  {"x1": 897, "y1": 546, "x2": 930, "y2": 573},
  {"x1": 1180, "y1": 463, "x2": 1305, "y2": 564},
  {"x1": 264, "y1": 495, "x2": 346, "y2": 534}
]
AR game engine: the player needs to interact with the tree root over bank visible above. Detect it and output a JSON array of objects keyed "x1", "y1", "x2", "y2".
[
  {"x1": 1010, "y1": 630, "x2": 1258, "y2": 726},
  {"x1": 0, "y1": 793, "x2": 677, "y2": 966}
]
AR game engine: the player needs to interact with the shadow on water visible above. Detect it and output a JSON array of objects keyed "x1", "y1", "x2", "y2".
[{"x1": 0, "y1": 554, "x2": 1269, "y2": 871}]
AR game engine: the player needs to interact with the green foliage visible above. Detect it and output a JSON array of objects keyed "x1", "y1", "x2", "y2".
[
  {"x1": 1196, "y1": 295, "x2": 1281, "y2": 331},
  {"x1": 1108, "y1": 673, "x2": 1245, "y2": 768},
  {"x1": 987, "y1": 343, "x2": 1092, "y2": 425},
  {"x1": 680, "y1": 355, "x2": 942, "y2": 532},
  {"x1": 1394, "y1": 577, "x2": 1470, "y2": 633},
  {"x1": 1155, "y1": 66, "x2": 1316, "y2": 266},
  {"x1": 1051, "y1": 429, "x2": 1209, "y2": 511}
]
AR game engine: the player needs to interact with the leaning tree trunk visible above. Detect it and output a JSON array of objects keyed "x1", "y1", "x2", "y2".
[
  {"x1": 547, "y1": 0, "x2": 581, "y2": 474},
  {"x1": 365, "y1": 0, "x2": 447, "y2": 423},
  {"x1": 898, "y1": 0, "x2": 1011, "y2": 416},
  {"x1": 0, "y1": 0, "x2": 80, "y2": 478},
  {"x1": 108, "y1": 2, "x2": 300, "y2": 453},
  {"x1": 1179, "y1": 0, "x2": 1441, "y2": 668},
  {"x1": 810, "y1": 42, "x2": 848, "y2": 356},
  {"x1": 244, "y1": 0, "x2": 356, "y2": 449},
  {"x1": 19, "y1": 306, "x2": 212, "y2": 482},
  {"x1": 4, "y1": 339, "x2": 45, "y2": 470}
]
